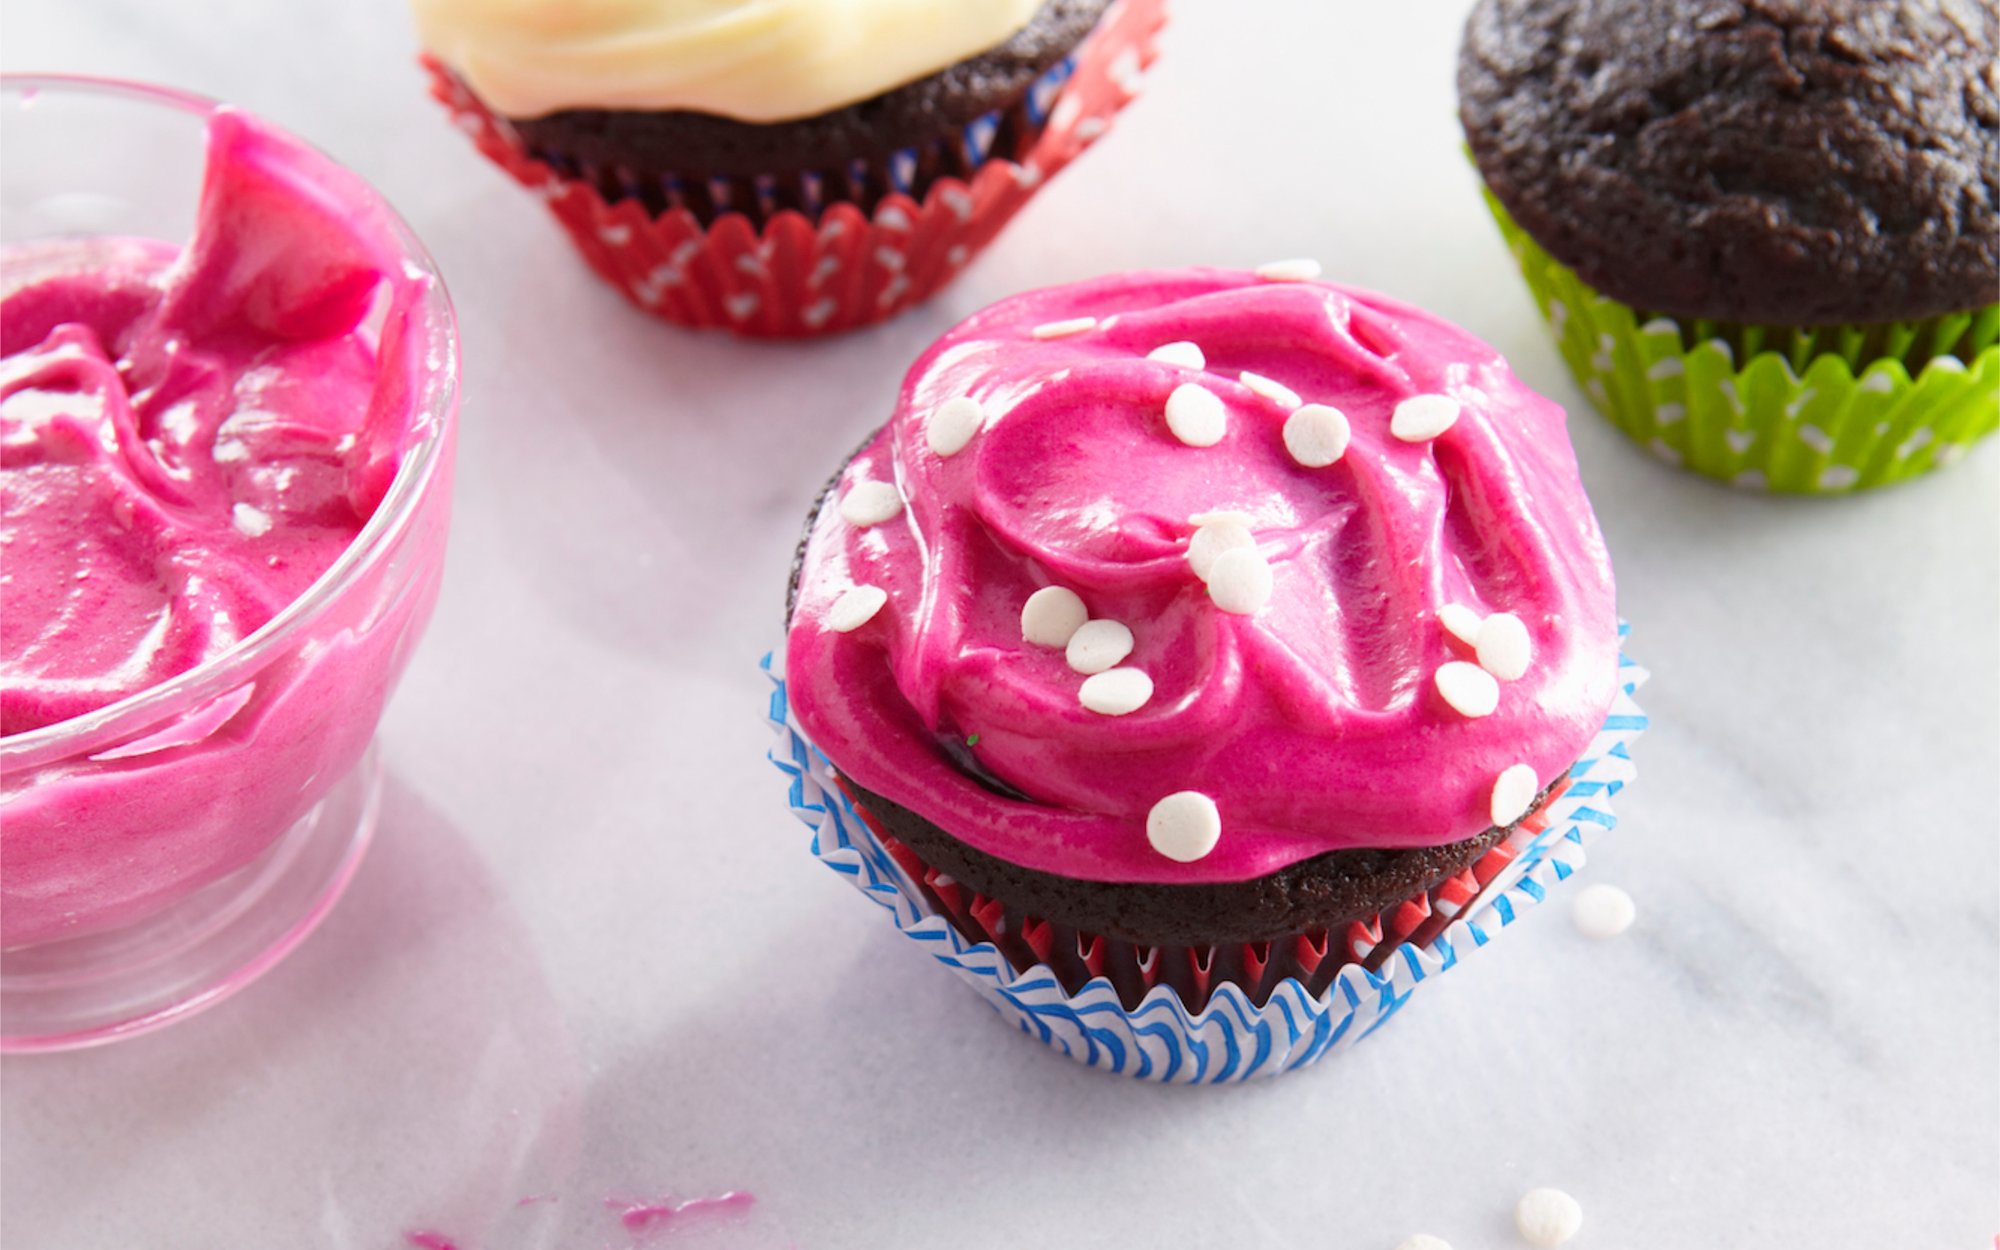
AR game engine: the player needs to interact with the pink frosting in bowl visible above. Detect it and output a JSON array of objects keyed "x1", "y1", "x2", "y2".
[
  {"x1": 0, "y1": 81, "x2": 456, "y2": 949},
  {"x1": 786, "y1": 269, "x2": 1619, "y2": 886}
]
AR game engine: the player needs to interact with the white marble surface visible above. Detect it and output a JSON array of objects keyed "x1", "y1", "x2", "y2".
[{"x1": 4, "y1": 2, "x2": 1996, "y2": 1247}]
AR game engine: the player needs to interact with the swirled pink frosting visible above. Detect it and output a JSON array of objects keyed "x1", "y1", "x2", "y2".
[{"x1": 786, "y1": 269, "x2": 1618, "y2": 885}]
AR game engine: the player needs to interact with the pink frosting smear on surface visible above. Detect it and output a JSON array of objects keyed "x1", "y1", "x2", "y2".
[
  {"x1": 0, "y1": 107, "x2": 440, "y2": 945},
  {"x1": 786, "y1": 269, "x2": 1619, "y2": 885}
]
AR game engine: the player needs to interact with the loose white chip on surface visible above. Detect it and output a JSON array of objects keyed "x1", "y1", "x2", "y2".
[
  {"x1": 1031, "y1": 316, "x2": 1097, "y2": 339},
  {"x1": 1283, "y1": 403, "x2": 1351, "y2": 467},
  {"x1": 827, "y1": 585, "x2": 888, "y2": 633},
  {"x1": 1572, "y1": 883, "x2": 1636, "y2": 939},
  {"x1": 1066, "y1": 619, "x2": 1135, "y2": 674},
  {"x1": 1165, "y1": 383, "x2": 1228, "y2": 447},
  {"x1": 1434, "y1": 661, "x2": 1500, "y2": 718},
  {"x1": 1490, "y1": 763, "x2": 1540, "y2": 827},
  {"x1": 1207, "y1": 547, "x2": 1274, "y2": 614},
  {"x1": 1392, "y1": 1237, "x2": 1453, "y2": 1250},
  {"x1": 1255, "y1": 257, "x2": 1322, "y2": 282},
  {"x1": 1147, "y1": 791, "x2": 1222, "y2": 862},
  {"x1": 1238, "y1": 370, "x2": 1302, "y2": 408},
  {"x1": 1515, "y1": 1188, "x2": 1583, "y2": 1247},
  {"x1": 926, "y1": 396, "x2": 984, "y2": 457},
  {"x1": 1476, "y1": 611, "x2": 1532, "y2": 681},
  {"x1": 838, "y1": 480, "x2": 903, "y2": 527},
  {"x1": 1187, "y1": 518, "x2": 1256, "y2": 581},
  {"x1": 1080, "y1": 667, "x2": 1154, "y2": 716},
  {"x1": 1438, "y1": 603, "x2": 1483, "y2": 647},
  {"x1": 1147, "y1": 340, "x2": 1206, "y2": 369},
  {"x1": 1391, "y1": 394, "x2": 1461, "y2": 442},
  {"x1": 1021, "y1": 586, "x2": 1089, "y2": 649}
]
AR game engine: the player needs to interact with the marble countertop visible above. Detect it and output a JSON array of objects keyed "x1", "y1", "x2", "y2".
[{"x1": 4, "y1": 2, "x2": 1995, "y2": 1247}]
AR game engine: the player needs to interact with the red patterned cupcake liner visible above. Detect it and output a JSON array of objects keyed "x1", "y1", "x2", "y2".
[
  {"x1": 422, "y1": 0, "x2": 1166, "y2": 338},
  {"x1": 843, "y1": 776, "x2": 1573, "y2": 1013}
]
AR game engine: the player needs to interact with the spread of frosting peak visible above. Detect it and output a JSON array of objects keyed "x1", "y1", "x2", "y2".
[{"x1": 786, "y1": 269, "x2": 1620, "y2": 886}]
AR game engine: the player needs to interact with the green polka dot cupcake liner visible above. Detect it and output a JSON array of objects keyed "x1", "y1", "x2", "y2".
[{"x1": 1480, "y1": 189, "x2": 1999, "y2": 493}]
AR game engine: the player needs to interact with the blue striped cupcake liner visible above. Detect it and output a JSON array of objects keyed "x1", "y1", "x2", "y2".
[{"x1": 766, "y1": 628, "x2": 1647, "y2": 1083}]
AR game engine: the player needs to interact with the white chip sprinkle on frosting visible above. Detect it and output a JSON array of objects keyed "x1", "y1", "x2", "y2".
[
  {"x1": 1476, "y1": 611, "x2": 1532, "y2": 681},
  {"x1": 1207, "y1": 547, "x2": 1274, "y2": 615},
  {"x1": 1238, "y1": 371, "x2": 1302, "y2": 408},
  {"x1": 926, "y1": 396, "x2": 984, "y2": 457},
  {"x1": 838, "y1": 480, "x2": 903, "y2": 527},
  {"x1": 1438, "y1": 603, "x2": 1484, "y2": 648},
  {"x1": 1079, "y1": 667, "x2": 1155, "y2": 716},
  {"x1": 1515, "y1": 1188, "x2": 1583, "y2": 1248},
  {"x1": 1065, "y1": 618, "x2": 1135, "y2": 674},
  {"x1": 1282, "y1": 404, "x2": 1351, "y2": 468},
  {"x1": 1021, "y1": 586, "x2": 1089, "y2": 649},
  {"x1": 1031, "y1": 316, "x2": 1097, "y2": 339},
  {"x1": 1391, "y1": 394, "x2": 1461, "y2": 442},
  {"x1": 1147, "y1": 340, "x2": 1206, "y2": 369},
  {"x1": 1572, "y1": 883, "x2": 1636, "y2": 939},
  {"x1": 1147, "y1": 791, "x2": 1222, "y2": 862},
  {"x1": 827, "y1": 585, "x2": 888, "y2": 633},
  {"x1": 1490, "y1": 763, "x2": 1540, "y2": 827},
  {"x1": 1164, "y1": 383, "x2": 1227, "y2": 447},
  {"x1": 1434, "y1": 661, "x2": 1500, "y2": 718},
  {"x1": 1255, "y1": 257, "x2": 1322, "y2": 282},
  {"x1": 1187, "y1": 518, "x2": 1256, "y2": 581}
]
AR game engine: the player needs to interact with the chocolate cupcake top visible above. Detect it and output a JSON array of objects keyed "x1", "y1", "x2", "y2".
[
  {"x1": 786, "y1": 270, "x2": 1620, "y2": 887},
  {"x1": 1460, "y1": 0, "x2": 2000, "y2": 326}
]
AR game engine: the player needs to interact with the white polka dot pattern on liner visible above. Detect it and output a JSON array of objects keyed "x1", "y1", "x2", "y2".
[
  {"x1": 1031, "y1": 316, "x2": 1097, "y2": 339},
  {"x1": 1079, "y1": 667, "x2": 1154, "y2": 716},
  {"x1": 1165, "y1": 383, "x2": 1227, "y2": 447},
  {"x1": 1392, "y1": 1237, "x2": 1453, "y2": 1250},
  {"x1": 1571, "y1": 883, "x2": 1636, "y2": 939},
  {"x1": 1147, "y1": 340, "x2": 1205, "y2": 369},
  {"x1": 827, "y1": 585, "x2": 888, "y2": 633},
  {"x1": 927, "y1": 396, "x2": 984, "y2": 457},
  {"x1": 1476, "y1": 612, "x2": 1532, "y2": 680},
  {"x1": 1021, "y1": 586, "x2": 1088, "y2": 649},
  {"x1": 1207, "y1": 547, "x2": 1274, "y2": 615},
  {"x1": 1187, "y1": 518, "x2": 1256, "y2": 581},
  {"x1": 1066, "y1": 619, "x2": 1135, "y2": 675},
  {"x1": 1283, "y1": 404, "x2": 1351, "y2": 468},
  {"x1": 1490, "y1": 763, "x2": 1540, "y2": 827},
  {"x1": 1147, "y1": 791, "x2": 1222, "y2": 862},
  {"x1": 1434, "y1": 661, "x2": 1499, "y2": 718},
  {"x1": 1255, "y1": 258, "x2": 1322, "y2": 282},
  {"x1": 1514, "y1": 1189, "x2": 1583, "y2": 1248},
  {"x1": 1239, "y1": 371, "x2": 1301, "y2": 408},
  {"x1": 1438, "y1": 603, "x2": 1483, "y2": 648},
  {"x1": 838, "y1": 480, "x2": 903, "y2": 527},
  {"x1": 1391, "y1": 394, "x2": 1461, "y2": 442}
]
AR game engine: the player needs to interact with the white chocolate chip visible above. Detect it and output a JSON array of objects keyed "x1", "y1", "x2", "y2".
[
  {"x1": 1147, "y1": 341, "x2": 1206, "y2": 369},
  {"x1": 1283, "y1": 404, "x2": 1351, "y2": 468},
  {"x1": 1079, "y1": 667, "x2": 1154, "y2": 716},
  {"x1": 1438, "y1": 603, "x2": 1483, "y2": 648},
  {"x1": 1207, "y1": 548, "x2": 1274, "y2": 615},
  {"x1": 1391, "y1": 394, "x2": 1461, "y2": 442},
  {"x1": 1514, "y1": 1188, "x2": 1583, "y2": 1248},
  {"x1": 1392, "y1": 1238, "x2": 1453, "y2": 1250},
  {"x1": 1476, "y1": 612, "x2": 1532, "y2": 681},
  {"x1": 1255, "y1": 258, "x2": 1322, "y2": 282},
  {"x1": 1434, "y1": 661, "x2": 1500, "y2": 718},
  {"x1": 1147, "y1": 791, "x2": 1222, "y2": 862},
  {"x1": 1572, "y1": 883, "x2": 1636, "y2": 939},
  {"x1": 1031, "y1": 316, "x2": 1097, "y2": 339},
  {"x1": 1187, "y1": 519, "x2": 1256, "y2": 581},
  {"x1": 1239, "y1": 371, "x2": 1301, "y2": 408},
  {"x1": 1066, "y1": 619, "x2": 1135, "y2": 674},
  {"x1": 230, "y1": 503, "x2": 272, "y2": 538},
  {"x1": 1021, "y1": 587, "x2": 1089, "y2": 649},
  {"x1": 838, "y1": 480, "x2": 903, "y2": 527},
  {"x1": 1165, "y1": 383, "x2": 1227, "y2": 447},
  {"x1": 927, "y1": 396, "x2": 985, "y2": 457},
  {"x1": 1490, "y1": 763, "x2": 1540, "y2": 827},
  {"x1": 1189, "y1": 510, "x2": 1255, "y2": 529},
  {"x1": 828, "y1": 585, "x2": 888, "y2": 633}
]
